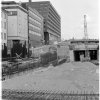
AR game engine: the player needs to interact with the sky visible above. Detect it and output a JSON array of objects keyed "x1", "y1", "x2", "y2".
[{"x1": 2, "y1": 0, "x2": 99, "y2": 40}]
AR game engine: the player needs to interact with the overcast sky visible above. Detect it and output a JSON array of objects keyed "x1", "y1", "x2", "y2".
[{"x1": 2, "y1": 0, "x2": 99, "y2": 40}]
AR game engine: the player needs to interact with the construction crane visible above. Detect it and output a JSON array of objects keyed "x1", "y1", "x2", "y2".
[{"x1": 84, "y1": 15, "x2": 89, "y2": 60}]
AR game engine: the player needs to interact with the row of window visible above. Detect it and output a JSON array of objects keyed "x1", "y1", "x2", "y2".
[
  {"x1": 29, "y1": 30, "x2": 41, "y2": 37},
  {"x1": 48, "y1": 13, "x2": 60, "y2": 28},
  {"x1": 2, "y1": 21, "x2": 7, "y2": 29},
  {"x1": 29, "y1": 9, "x2": 42, "y2": 21},
  {"x1": 1, "y1": 12, "x2": 7, "y2": 19},
  {"x1": 49, "y1": 6, "x2": 60, "y2": 20},
  {"x1": 47, "y1": 23, "x2": 59, "y2": 35},
  {"x1": 47, "y1": 19, "x2": 60, "y2": 34},
  {"x1": 8, "y1": 11, "x2": 17, "y2": 16},
  {"x1": 49, "y1": 9, "x2": 60, "y2": 25},
  {"x1": 29, "y1": 23, "x2": 41, "y2": 31},
  {"x1": 1, "y1": 32, "x2": 7, "y2": 40},
  {"x1": 29, "y1": 17, "x2": 41, "y2": 26}
]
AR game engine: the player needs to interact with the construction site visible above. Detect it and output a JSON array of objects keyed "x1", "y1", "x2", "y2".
[
  {"x1": 2, "y1": 5, "x2": 99, "y2": 100},
  {"x1": 2, "y1": 39, "x2": 99, "y2": 99}
]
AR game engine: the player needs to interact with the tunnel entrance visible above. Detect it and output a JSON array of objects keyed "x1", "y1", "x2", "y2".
[{"x1": 74, "y1": 50, "x2": 85, "y2": 61}]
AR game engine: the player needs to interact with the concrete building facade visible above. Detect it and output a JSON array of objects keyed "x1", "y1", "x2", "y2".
[
  {"x1": 2, "y1": 2, "x2": 28, "y2": 56},
  {"x1": 1, "y1": 8, "x2": 8, "y2": 49},
  {"x1": 2, "y1": 1, "x2": 44, "y2": 57},
  {"x1": 21, "y1": 3, "x2": 44, "y2": 49},
  {"x1": 68, "y1": 39, "x2": 99, "y2": 61},
  {"x1": 24, "y1": 1, "x2": 61, "y2": 45},
  {"x1": 27, "y1": 6, "x2": 44, "y2": 48}
]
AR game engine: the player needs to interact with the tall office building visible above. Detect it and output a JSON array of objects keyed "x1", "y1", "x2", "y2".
[
  {"x1": 21, "y1": 3, "x2": 44, "y2": 48},
  {"x1": 24, "y1": 1, "x2": 61, "y2": 45}
]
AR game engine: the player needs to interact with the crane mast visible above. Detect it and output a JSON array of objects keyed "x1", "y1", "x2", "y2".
[{"x1": 84, "y1": 15, "x2": 88, "y2": 39}]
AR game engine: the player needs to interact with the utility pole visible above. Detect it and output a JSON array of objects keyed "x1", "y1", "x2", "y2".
[
  {"x1": 27, "y1": 3, "x2": 30, "y2": 58},
  {"x1": 27, "y1": 0, "x2": 32, "y2": 57},
  {"x1": 84, "y1": 15, "x2": 89, "y2": 60}
]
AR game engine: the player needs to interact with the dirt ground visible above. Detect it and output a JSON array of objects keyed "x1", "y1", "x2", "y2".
[{"x1": 2, "y1": 62, "x2": 99, "y2": 93}]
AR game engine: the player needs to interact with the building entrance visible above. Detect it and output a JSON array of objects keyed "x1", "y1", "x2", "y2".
[
  {"x1": 44, "y1": 32, "x2": 49, "y2": 45},
  {"x1": 89, "y1": 50, "x2": 97, "y2": 60},
  {"x1": 74, "y1": 50, "x2": 85, "y2": 61},
  {"x1": 74, "y1": 50, "x2": 98, "y2": 61}
]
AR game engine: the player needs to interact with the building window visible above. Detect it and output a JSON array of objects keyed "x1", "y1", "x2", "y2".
[
  {"x1": 1, "y1": 32, "x2": 3, "y2": 39},
  {"x1": 8, "y1": 11, "x2": 17, "y2": 16},
  {"x1": 4, "y1": 13, "x2": 6, "y2": 19},
  {"x1": 29, "y1": 10, "x2": 41, "y2": 20},
  {"x1": 4, "y1": 33, "x2": 6, "y2": 40},
  {"x1": 12, "y1": 11, "x2": 17, "y2": 15},
  {"x1": 4, "y1": 22, "x2": 6, "y2": 29},
  {"x1": 2, "y1": 45, "x2": 4, "y2": 50},
  {"x1": 1, "y1": 12, "x2": 3, "y2": 18},
  {"x1": 1, "y1": 21, "x2": 3, "y2": 28}
]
